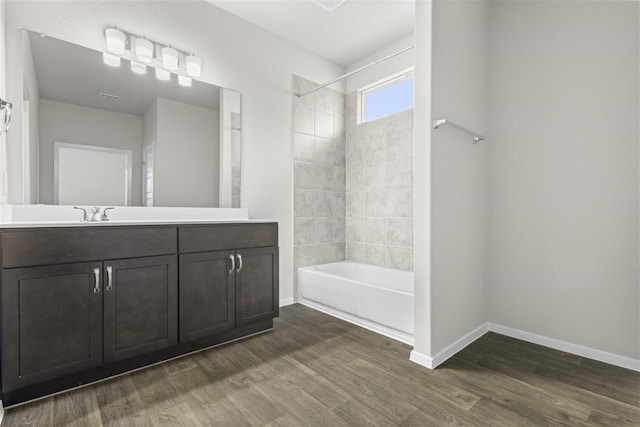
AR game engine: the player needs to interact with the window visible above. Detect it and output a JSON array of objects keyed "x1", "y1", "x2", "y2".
[{"x1": 359, "y1": 70, "x2": 414, "y2": 124}]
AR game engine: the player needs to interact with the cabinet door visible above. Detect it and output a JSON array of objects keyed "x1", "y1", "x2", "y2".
[
  {"x1": 236, "y1": 246, "x2": 279, "y2": 327},
  {"x1": 1, "y1": 262, "x2": 103, "y2": 391},
  {"x1": 179, "y1": 250, "x2": 235, "y2": 343},
  {"x1": 103, "y1": 255, "x2": 177, "y2": 363}
]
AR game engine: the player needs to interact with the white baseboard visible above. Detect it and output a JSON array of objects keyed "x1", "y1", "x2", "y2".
[
  {"x1": 489, "y1": 323, "x2": 640, "y2": 372},
  {"x1": 279, "y1": 297, "x2": 295, "y2": 307},
  {"x1": 409, "y1": 322, "x2": 639, "y2": 372},
  {"x1": 409, "y1": 349, "x2": 434, "y2": 369},
  {"x1": 409, "y1": 323, "x2": 489, "y2": 370}
]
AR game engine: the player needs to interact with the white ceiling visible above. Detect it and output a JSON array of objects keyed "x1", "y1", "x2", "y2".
[{"x1": 206, "y1": 0, "x2": 415, "y2": 66}]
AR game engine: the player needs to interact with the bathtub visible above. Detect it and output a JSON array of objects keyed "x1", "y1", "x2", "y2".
[{"x1": 298, "y1": 262, "x2": 414, "y2": 344}]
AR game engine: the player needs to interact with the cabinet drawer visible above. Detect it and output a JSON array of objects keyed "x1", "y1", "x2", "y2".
[
  {"x1": 179, "y1": 223, "x2": 277, "y2": 253},
  {"x1": 1, "y1": 227, "x2": 177, "y2": 268}
]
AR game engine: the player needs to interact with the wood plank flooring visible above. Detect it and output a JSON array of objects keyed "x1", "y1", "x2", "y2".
[{"x1": 4, "y1": 304, "x2": 639, "y2": 426}]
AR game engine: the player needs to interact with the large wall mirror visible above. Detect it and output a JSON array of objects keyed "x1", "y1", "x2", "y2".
[{"x1": 16, "y1": 30, "x2": 241, "y2": 208}]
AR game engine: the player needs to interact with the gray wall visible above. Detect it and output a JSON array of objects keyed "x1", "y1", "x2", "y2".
[
  {"x1": 345, "y1": 99, "x2": 413, "y2": 271},
  {"x1": 429, "y1": 0, "x2": 488, "y2": 356},
  {"x1": 292, "y1": 75, "x2": 346, "y2": 292},
  {"x1": 486, "y1": 1, "x2": 639, "y2": 360},
  {"x1": 154, "y1": 97, "x2": 219, "y2": 207},
  {"x1": 38, "y1": 98, "x2": 142, "y2": 205}
]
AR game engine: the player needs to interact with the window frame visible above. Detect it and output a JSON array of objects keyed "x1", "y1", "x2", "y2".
[{"x1": 357, "y1": 68, "x2": 415, "y2": 124}]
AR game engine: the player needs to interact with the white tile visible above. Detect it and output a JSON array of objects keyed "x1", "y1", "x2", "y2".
[
  {"x1": 366, "y1": 191, "x2": 387, "y2": 217},
  {"x1": 332, "y1": 192, "x2": 346, "y2": 218},
  {"x1": 346, "y1": 191, "x2": 365, "y2": 218},
  {"x1": 316, "y1": 243, "x2": 346, "y2": 264},
  {"x1": 365, "y1": 244, "x2": 386, "y2": 267},
  {"x1": 294, "y1": 190, "x2": 315, "y2": 217},
  {"x1": 315, "y1": 217, "x2": 335, "y2": 243},
  {"x1": 334, "y1": 114, "x2": 346, "y2": 140},
  {"x1": 294, "y1": 217, "x2": 315, "y2": 245},
  {"x1": 385, "y1": 246, "x2": 412, "y2": 271},
  {"x1": 386, "y1": 188, "x2": 412, "y2": 218},
  {"x1": 333, "y1": 218, "x2": 346, "y2": 243},
  {"x1": 346, "y1": 217, "x2": 366, "y2": 242},
  {"x1": 314, "y1": 191, "x2": 333, "y2": 217},
  {"x1": 364, "y1": 134, "x2": 387, "y2": 164},
  {"x1": 334, "y1": 92, "x2": 346, "y2": 118},
  {"x1": 315, "y1": 88, "x2": 335, "y2": 114},
  {"x1": 293, "y1": 132, "x2": 315, "y2": 162},
  {"x1": 319, "y1": 165, "x2": 336, "y2": 191},
  {"x1": 293, "y1": 103, "x2": 314, "y2": 135},
  {"x1": 294, "y1": 162, "x2": 323, "y2": 190},
  {"x1": 365, "y1": 218, "x2": 386, "y2": 244},
  {"x1": 294, "y1": 245, "x2": 316, "y2": 268},
  {"x1": 332, "y1": 167, "x2": 346, "y2": 191},
  {"x1": 387, "y1": 128, "x2": 413, "y2": 160},
  {"x1": 346, "y1": 242, "x2": 366, "y2": 263},
  {"x1": 346, "y1": 165, "x2": 365, "y2": 191},
  {"x1": 315, "y1": 110, "x2": 334, "y2": 139},
  {"x1": 385, "y1": 158, "x2": 412, "y2": 189},
  {"x1": 386, "y1": 218, "x2": 413, "y2": 247},
  {"x1": 315, "y1": 137, "x2": 335, "y2": 166},
  {"x1": 365, "y1": 162, "x2": 387, "y2": 190},
  {"x1": 346, "y1": 140, "x2": 365, "y2": 167}
]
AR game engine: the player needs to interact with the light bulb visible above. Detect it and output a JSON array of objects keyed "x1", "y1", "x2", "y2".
[
  {"x1": 155, "y1": 68, "x2": 170, "y2": 81},
  {"x1": 162, "y1": 46, "x2": 179, "y2": 71},
  {"x1": 186, "y1": 54, "x2": 201, "y2": 78},
  {"x1": 178, "y1": 75, "x2": 192, "y2": 87},
  {"x1": 135, "y1": 37, "x2": 154, "y2": 63},
  {"x1": 105, "y1": 28, "x2": 126, "y2": 55},
  {"x1": 103, "y1": 52, "x2": 121, "y2": 67},
  {"x1": 130, "y1": 61, "x2": 146, "y2": 74}
]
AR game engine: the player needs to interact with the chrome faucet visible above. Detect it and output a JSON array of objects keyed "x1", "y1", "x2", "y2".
[
  {"x1": 101, "y1": 207, "x2": 115, "y2": 221},
  {"x1": 73, "y1": 206, "x2": 88, "y2": 222},
  {"x1": 89, "y1": 207, "x2": 101, "y2": 222}
]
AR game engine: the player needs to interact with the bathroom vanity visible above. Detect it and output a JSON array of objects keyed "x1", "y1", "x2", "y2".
[{"x1": 0, "y1": 220, "x2": 278, "y2": 406}]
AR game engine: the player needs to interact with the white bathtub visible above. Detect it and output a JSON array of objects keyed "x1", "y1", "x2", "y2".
[{"x1": 298, "y1": 262, "x2": 414, "y2": 344}]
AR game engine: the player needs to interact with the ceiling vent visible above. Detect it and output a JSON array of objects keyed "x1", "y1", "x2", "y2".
[
  {"x1": 99, "y1": 92, "x2": 120, "y2": 101},
  {"x1": 311, "y1": 0, "x2": 347, "y2": 12}
]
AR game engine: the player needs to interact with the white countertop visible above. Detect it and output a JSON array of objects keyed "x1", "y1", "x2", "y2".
[
  {"x1": 0, "y1": 205, "x2": 278, "y2": 228},
  {"x1": 0, "y1": 219, "x2": 278, "y2": 228}
]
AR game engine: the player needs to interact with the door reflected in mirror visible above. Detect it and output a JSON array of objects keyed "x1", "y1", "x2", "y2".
[{"x1": 18, "y1": 30, "x2": 241, "y2": 208}]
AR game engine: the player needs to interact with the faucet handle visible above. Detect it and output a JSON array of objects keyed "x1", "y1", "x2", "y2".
[
  {"x1": 101, "y1": 207, "x2": 115, "y2": 221},
  {"x1": 73, "y1": 206, "x2": 88, "y2": 222}
]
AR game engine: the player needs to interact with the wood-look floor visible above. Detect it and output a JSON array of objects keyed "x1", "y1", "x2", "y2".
[{"x1": 3, "y1": 304, "x2": 639, "y2": 426}]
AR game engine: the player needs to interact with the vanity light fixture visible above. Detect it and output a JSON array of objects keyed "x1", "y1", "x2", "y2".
[
  {"x1": 186, "y1": 54, "x2": 201, "y2": 78},
  {"x1": 155, "y1": 68, "x2": 171, "y2": 81},
  {"x1": 178, "y1": 75, "x2": 192, "y2": 87},
  {"x1": 131, "y1": 61, "x2": 147, "y2": 74},
  {"x1": 105, "y1": 28, "x2": 126, "y2": 54},
  {"x1": 162, "y1": 46, "x2": 179, "y2": 71},
  {"x1": 103, "y1": 52, "x2": 121, "y2": 67},
  {"x1": 103, "y1": 27, "x2": 201, "y2": 85}
]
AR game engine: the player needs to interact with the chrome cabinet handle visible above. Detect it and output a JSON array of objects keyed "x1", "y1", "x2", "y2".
[
  {"x1": 93, "y1": 268, "x2": 100, "y2": 293},
  {"x1": 106, "y1": 266, "x2": 113, "y2": 291},
  {"x1": 229, "y1": 255, "x2": 235, "y2": 274},
  {"x1": 236, "y1": 254, "x2": 243, "y2": 272}
]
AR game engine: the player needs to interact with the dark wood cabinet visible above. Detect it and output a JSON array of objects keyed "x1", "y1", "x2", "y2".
[
  {"x1": 1, "y1": 262, "x2": 104, "y2": 391},
  {"x1": 0, "y1": 222, "x2": 278, "y2": 405},
  {"x1": 236, "y1": 246, "x2": 279, "y2": 327},
  {"x1": 104, "y1": 255, "x2": 178, "y2": 362},
  {"x1": 179, "y1": 250, "x2": 236, "y2": 342}
]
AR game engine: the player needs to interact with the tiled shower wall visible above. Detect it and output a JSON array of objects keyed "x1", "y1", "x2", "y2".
[
  {"x1": 345, "y1": 92, "x2": 414, "y2": 271},
  {"x1": 292, "y1": 76, "x2": 347, "y2": 282}
]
